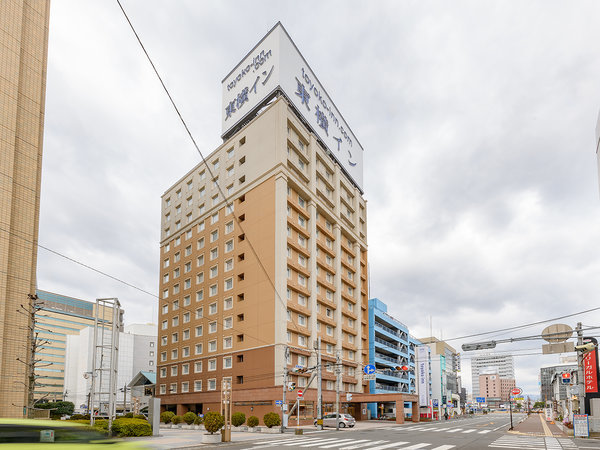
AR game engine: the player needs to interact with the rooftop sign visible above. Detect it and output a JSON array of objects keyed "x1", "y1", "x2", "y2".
[{"x1": 222, "y1": 22, "x2": 364, "y2": 191}]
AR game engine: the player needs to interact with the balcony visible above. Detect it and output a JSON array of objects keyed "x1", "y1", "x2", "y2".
[{"x1": 374, "y1": 337, "x2": 400, "y2": 352}]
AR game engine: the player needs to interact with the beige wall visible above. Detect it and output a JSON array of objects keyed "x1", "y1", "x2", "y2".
[
  {"x1": 0, "y1": 0, "x2": 50, "y2": 417},
  {"x1": 157, "y1": 96, "x2": 368, "y2": 413}
]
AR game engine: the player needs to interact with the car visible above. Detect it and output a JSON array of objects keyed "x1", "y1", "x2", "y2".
[
  {"x1": 314, "y1": 413, "x2": 355, "y2": 428},
  {"x1": 0, "y1": 418, "x2": 151, "y2": 448}
]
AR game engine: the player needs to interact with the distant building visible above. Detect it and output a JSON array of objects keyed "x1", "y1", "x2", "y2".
[
  {"x1": 471, "y1": 353, "x2": 515, "y2": 397},
  {"x1": 33, "y1": 290, "x2": 114, "y2": 402},
  {"x1": 64, "y1": 324, "x2": 156, "y2": 413},
  {"x1": 419, "y1": 337, "x2": 461, "y2": 417},
  {"x1": 366, "y1": 299, "x2": 430, "y2": 418},
  {"x1": 478, "y1": 370, "x2": 515, "y2": 408},
  {"x1": 540, "y1": 363, "x2": 578, "y2": 403}
]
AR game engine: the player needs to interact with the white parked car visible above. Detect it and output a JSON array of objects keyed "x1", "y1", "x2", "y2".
[{"x1": 314, "y1": 413, "x2": 355, "y2": 428}]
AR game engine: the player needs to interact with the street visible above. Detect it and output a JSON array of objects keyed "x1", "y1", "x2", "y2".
[{"x1": 215, "y1": 414, "x2": 600, "y2": 450}]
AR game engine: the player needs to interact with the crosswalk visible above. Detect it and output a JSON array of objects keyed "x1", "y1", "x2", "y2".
[
  {"x1": 245, "y1": 436, "x2": 456, "y2": 450},
  {"x1": 380, "y1": 425, "x2": 495, "y2": 434},
  {"x1": 488, "y1": 435, "x2": 579, "y2": 449}
]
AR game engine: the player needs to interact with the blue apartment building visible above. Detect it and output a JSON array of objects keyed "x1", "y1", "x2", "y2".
[{"x1": 367, "y1": 298, "x2": 430, "y2": 418}]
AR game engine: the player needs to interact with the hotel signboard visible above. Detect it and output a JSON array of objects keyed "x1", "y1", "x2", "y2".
[
  {"x1": 222, "y1": 22, "x2": 364, "y2": 191},
  {"x1": 416, "y1": 346, "x2": 430, "y2": 407}
]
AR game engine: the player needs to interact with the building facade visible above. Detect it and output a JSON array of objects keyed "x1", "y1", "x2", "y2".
[
  {"x1": 64, "y1": 324, "x2": 157, "y2": 414},
  {"x1": 478, "y1": 370, "x2": 515, "y2": 408},
  {"x1": 33, "y1": 290, "x2": 116, "y2": 401},
  {"x1": 540, "y1": 363, "x2": 578, "y2": 403},
  {"x1": 471, "y1": 353, "x2": 515, "y2": 397},
  {"x1": 419, "y1": 337, "x2": 461, "y2": 416},
  {"x1": 157, "y1": 24, "x2": 368, "y2": 420},
  {"x1": 0, "y1": 0, "x2": 51, "y2": 417}
]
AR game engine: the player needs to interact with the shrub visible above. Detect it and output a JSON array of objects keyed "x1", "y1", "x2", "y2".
[
  {"x1": 134, "y1": 414, "x2": 146, "y2": 420},
  {"x1": 111, "y1": 418, "x2": 152, "y2": 437},
  {"x1": 124, "y1": 412, "x2": 134, "y2": 418},
  {"x1": 194, "y1": 415, "x2": 204, "y2": 425},
  {"x1": 70, "y1": 414, "x2": 86, "y2": 420},
  {"x1": 171, "y1": 415, "x2": 183, "y2": 425},
  {"x1": 232, "y1": 412, "x2": 246, "y2": 427},
  {"x1": 160, "y1": 411, "x2": 175, "y2": 423},
  {"x1": 247, "y1": 415, "x2": 259, "y2": 427},
  {"x1": 35, "y1": 401, "x2": 75, "y2": 417},
  {"x1": 183, "y1": 411, "x2": 197, "y2": 425},
  {"x1": 203, "y1": 411, "x2": 225, "y2": 434},
  {"x1": 263, "y1": 412, "x2": 281, "y2": 428}
]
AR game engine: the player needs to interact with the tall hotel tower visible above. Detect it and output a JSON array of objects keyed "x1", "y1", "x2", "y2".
[
  {"x1": 0, "y1": 1, "x2": 51, "y2": 417},
  {"x1": 158, "y1": 23, "x2": 368, "y2": 419}
]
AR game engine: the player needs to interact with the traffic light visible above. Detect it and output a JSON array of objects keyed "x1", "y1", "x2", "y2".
[
  {"x1": 287, "y1": 382, "x2": 296, "y2": 391},
  {"x1": 395, "y1": 365, "x2": 409, "y2": 371}
]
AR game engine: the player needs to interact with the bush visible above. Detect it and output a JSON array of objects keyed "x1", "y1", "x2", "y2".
[
  {"x1": 70, "y1": 414, "x2": 86, "y2": 420},
  {"x1": 111, "y1": 418, "x2": 152, "y2": 437},
  {"x1": 171, "y1": 415, "x2": 183, "y2": 425},
  {"x1": 160, "y1": 411, "x2": 175, "y2": 423},
  {"x1": 247, "y1": 416, "x2": 259, "y2": 427},
  {"x1": 203, "y1": 411, "x2": 224, "y2": 434},
  {"x1": 124, "y1": 412, "x2": 134, "y2": 418},
  {"x1": 133, "y1": 414, "x2": 146, "y2": 420},
  {"x1": 35, "y1": 401, "x2": 75, "y2": 417},
  {"x1": 263, "y1": 412, "x2": 281, "y2": 428},
  {"x1": 194, "y1": 415, "x2": 204, "y2": 425},
  {"x1": 183, "y1": 411, "x2": 197, "y2": 425},
  {"x1": 232, "y1": 412, "x2": 246, "y2": 427}
]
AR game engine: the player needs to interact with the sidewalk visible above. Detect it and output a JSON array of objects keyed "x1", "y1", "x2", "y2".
[{"x1": 510, "y1": 413, "x2": 566, "y2": 437}]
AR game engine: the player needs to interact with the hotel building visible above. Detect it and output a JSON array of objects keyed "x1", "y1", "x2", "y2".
[
  {"x1": 0, "y1": 0, "x2": 50, "y2": 417},
  {"x1": 470, "y1": 353, "x2": 515, "y2": 397},
  {"x1": 157, "y1": 23, "x2": 368, "y2": 420}
]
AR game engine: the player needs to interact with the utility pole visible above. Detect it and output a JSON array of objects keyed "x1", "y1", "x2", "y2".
[
  {"x1": 316, "y1": 337, "x2": 323, "y2": 430},
  {"x1": 123, "y1": 384, "x2": 127, "y2": 414},
  {"x1": 281, "y1": 346, "x2": 289, "y2": 434},
  {"x1": 576, "y1": 322, "x2": 585, "y2": 414},
  {"x1": 335, "y1": 351, "x2": 341, "y2": 431}
]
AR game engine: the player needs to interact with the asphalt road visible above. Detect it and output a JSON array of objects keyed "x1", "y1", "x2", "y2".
[{"x1": 221, "y1": 414, "x2": 600, "y2": 450}]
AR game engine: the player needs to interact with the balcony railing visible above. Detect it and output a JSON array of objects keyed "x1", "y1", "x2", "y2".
[
  {"x1": 375, "y1": 322, "x2": 403, "y2": 338},
  {"x1": 375, "y1": 337, "x2": 400, "y2": 351},
  {"x1": 379, "y1": 369, "x2": 409, "y2": 379},
  {"x1": 375, "y1": 352, "x2": 399, "y2": 364}
]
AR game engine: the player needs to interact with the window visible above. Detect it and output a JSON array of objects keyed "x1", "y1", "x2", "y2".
[
  {"x1": 183, "y1": 329, "x2": 190, "y2": 340},
  {"x1": 184, "y1": 262, "x2": 191, "y2": 273},
  {"x1": 209, "y1": 302, "x2": 217, "y2": 315},
  {"x1": 287, "y1": 331, "x2": 292, "y2": 342},
  {"x1": 224, "y1": 297, "x2": 233, "y2": 310},
  {"x1": 160, "y1": 385, "x2": 166, "y2": 395},
  {"x1": 224, "y1": 337, "x2": 232, "y2": 349},
  {"x1": 165, "y1": 213, "x2": 171, "y2": 222},
  {"x1": 212, "y1": 194, "x2": 219, "y2": 206},
  {"x1": 209, "y1": 321, "x2": 217, "y2": 333},
  {"x1": 161, "y1": 352, "x2": 167, "y2": 362},
  {"x1": 298, "y1": 315, "x2": 306, "y2": 326},
  {"x1": 298, "y1": 335, "x2": 307, "y2": 346},
  {"x1": 227, "y1": 184, "x2": 234, "y2": 196},
  {"x1": 196, "y1": 272, "x2": 204, "y2": 284},
  {"x1": 208, "y1": 359, "x2": 217, "y2": 371},
  {"x1": 211, "y1": 212, "x2": 219, "y2": 224},
  {"x1": 224, "y1": 317, "x2": 233, "y2": 329},
  {"x1": 225, "y1": 221, "x2": 234, "y2": 234},
  {"x1": 224, "y1": 278, "x2": 233, "y2": 291},
  {"x1": 198, "y1": 221, "x2": 205, "y2": 232},
  {"x1": 210, "y1": 284, "x2": 217, "y2": 296},
  {"x1": 199, "y1": 170, "x2": 206, "y2": 180},
  {"x1": 161, "y1": 320, "x2": 168, "y2": 330},
  {"x1": 226, "y1": 203, "x2": 234, "y2": 215},
  {"x1": 227, "y1": 147, "x2": 234, "y2": 159},
  {"x1": 181, "y1": 381, "x2": 189, "y2": 393},
  {"x1": 210, "y1": 230, "x2": 219, "y2": 242},
  {"x1": 197, "y1": 237, "x2": 205, "y2": 249},
  {"x1": 161, "y1": 336, "x2": 167, "y2": 345},
  {"x1": 194, "y1": 380, "x2": 202, "y2": 392},
  {"x1": 326, "y1": 308, "x2": 333, "y2": 318},
  {"x1": 287, "y1": 310, "x2": 291, "y2": 321},
  {"x1": 184, "y1": 278, "x2": 191, "y2": 289},
  {"x1": 182, "y1": 346, "x2": 190, "y2": 357},
  {"x1": 227, "y1": 166, "x2": 234, "y2": 177},
  {"x1": 163, "y1": 259, "x2": 170, "y2": 269},
  {"x1": 195, "y1": 325, "x2": 203, "y2": 337},
  {"x1": 183, "y1": 312, "x2": 190, "y2": 323},
  {"x1": 224, "y1": 356, "x2": 232, "y2": 368},
  {"x1": 194, "y1": 361, "x2": 203, "y2": 373},
  {"x1": 298, "y1": 294, "x2": 307, "y2": 306},
  {"x1": 171, "y1": 349, "x2": 178, "y2": 360},
  {"x1": 225, "y1": 258, "x2": 233, "y2": 272},
  {"x1": 326, "y1": 254, "x2": 333, "y2": 265},
  {"x1": 171, "y1": 366, "x2": 178, "y2": 377},
  {"x1": 162, "y1": 304, "x2": 168, "y2": 314},
  {"x1": 196, "y1": 290, "x2": 204, "y2": 302},
  {"x1": 197, "y1": 255, "x2": 204, "y2": 267},
  {"x1": 199, "y1": 186, "x2": 205, "y2": 197},
  {"x1": 174, "y1": 252, "x2": 181, "y2": 263},
  {"x1": 326, "y1": 343, "x2": 333, "y2": 354},
  {"x1": 173, "y1": 268, "x2": 180, "y2": 278},
  {"x1": 210, "y1": 265, "x2": 218, "y2": 278},
  {"x1": 298, "y1": 274, "x2": 306, "y2": 286},
  {"x1": 348, "y1": 350, "x2": 355, "y2": 360},
  {"x1": 165, "y1": 197, "x2": 171, "y2": 207},
  {"x1": 326, "y1": 325, "x2": 333, "y2": 336},
  {"x1": 173, "y1": 300, "x2": 179, "y2": 311},
  {"x1": 348, "y1": 318, "x2": 355, "y2": 328},
  {"x1": 172, "y1": 332, "x2": 179, "y2": 343},
  {"x1": 160, "y1": 367, "x2": 166, "y2": 378},
  {"x1": 195, "y1": 343, "x2": 203, "y2": 355},
  {"x1": 298, "y1": 216, "x2": 306, "y2": 228},
  {"x1": 181, "y1": 363, "x2": 189, "y2": 375},
  {"x1": 298, "y1": 254, "x2": 306, "y2": 267},
  {"x1": 225, "y1": 239, "x2": 233, "y2": 252},
  {"x1": 199, "y1": 201, "x2": 206, "y2": 213},
  {"x1": 176, "y1": 204, "x2": 181, "y2": 214},
  {"x1": 212, "y1": 159, "x2": 219, "y2": 170},
  {"x1": 327, "y1": 380, "x2": 334, "y2": 390},
  {"x1": 208, "y1": 378, "x2": 217, "y2": 390},
  {"x1": 298, "y1": 235, "x2": 306, "y2": 247},
  {"x1": 347, "y1": 301, "x2": 354, "y2": 312},
  {"x1": 298, "y1": 355, "x2": 307, "y2": 366},
  {"x1": 213, "y1": 177, "x2": 219, "y2": 188},
  {"x1": 162, "y1": 289, "x2": 169, "y2": 300},
  {"x1": 298, "y1": 377, "x2": 306, "y2": 387},
  {"x1": 172, "y1": 316, "x2": 179, "y2": 326},
  {"x1": 209, "y1": 340, "x2": 217, "y2": 352}
]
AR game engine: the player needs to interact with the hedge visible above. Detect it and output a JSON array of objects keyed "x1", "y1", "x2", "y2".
[
  {"x1": 111, "y1": 418, "x2": 152, "y2": 437},
  {"x1": 160, "y1": 411, "x2": 175, "y2": 423},
  {"x1": 232, "y1": 412, "x2": 246, "y2": 427},
  {"x1": 247, "y1": 416, "x2": 259, "y2": 427}
]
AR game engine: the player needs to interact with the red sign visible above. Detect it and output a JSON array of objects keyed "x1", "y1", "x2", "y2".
[
  {"x1": 511, "y1": 388, "x2": 522, "y2": 396},
  {"x1": 583, "y1": 350, "x2": 598, "y2": 393},
  {"x1": 297, "y1": 389, "x2": 304, "y2": 398}
]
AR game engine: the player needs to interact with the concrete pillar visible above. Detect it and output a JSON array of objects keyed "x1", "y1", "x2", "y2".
[
  {"x1": 412, "y1": 401, "x2": 420, "y2": 422},
  {"x1": 395, "y1": 400, "x2": 405, "y2": 424}
]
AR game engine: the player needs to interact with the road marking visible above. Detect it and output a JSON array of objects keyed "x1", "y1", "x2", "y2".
[
  {"x1": 478, "y1": 430, "x2": 491, "y2": 434},
  {"x1": 539, "y1": 414, "x2": 553, "y2": 437},
  {"x1": 447, "y1": 428, "x2": 462, "y2": 433},
  {"x1": 340, "y1": 441, "x2": 390, "y2": 449},
  {"x1": 492, "y1": 422, "x2": 510, "y2": 431},
  {"x1": 461, "y1": 429, "x2": 476, "y2": 433},
  {"x1": 316, "y1": 439, "x2": 358, "y2": 448},
  {"x1": 296, "y1": 438, "x2": 342, "y2": 447},
  {"x1": 399, "y1": 444, "x2": 431, "y2": 449},
  {"x1": 430, "y1": 446, "x2": 455, "y2": 450},
  {"x1": 363, "y1": 442, "x2": 411, "y2": 450}
]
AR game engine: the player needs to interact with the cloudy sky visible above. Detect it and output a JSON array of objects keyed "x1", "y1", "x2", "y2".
[{"x1": 38, "y1": 0, "x2": 600, "y2": 397}]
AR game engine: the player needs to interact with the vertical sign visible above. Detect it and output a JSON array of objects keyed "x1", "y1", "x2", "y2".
[
  {"x1": 573, "y1": 414, "x2": 589, "y2": 437},
  {"x1": 416, "y1": 346, "x2": 430, "y2": 407},
  {"x1": 583, "y1": 349, "x2": 599, "y2": 393}
]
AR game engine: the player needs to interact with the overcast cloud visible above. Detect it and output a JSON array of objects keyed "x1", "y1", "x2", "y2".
[{"x1": 38, "y1": 0, "x2": 600, "y2": 397}]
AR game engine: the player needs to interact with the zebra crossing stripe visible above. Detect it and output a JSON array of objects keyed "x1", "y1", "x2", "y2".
[
  {"x1": 399, "y1": 444, "x2": 431, "y2": 449},
  {"x1": 339, "y1": 441, "x2": 391, "y2": 450},
  {"x1": 430, "y1": 446, "x2": 456, "y2": 450},
  {"x1": 318, "y1": 439, "x2": 371, "y2": 448},
  {"x1": 253, "y1": 437, "x2": 311, "y2": 445},
  {"x1": 362, "y1": 442, "x2": 411, "y2": 450},
  {"x1": 446, "y1": 428, "x2": 462, "y2": 433},
  {"x1": 296, "y1": 438, "x2": 342, "y2": 447},
  {"x1": 461, "y1": 429, "x2": 476, "y2": 433},
  {"x1": 478, "y1": 429, "x2": 491, "y2": 434}
]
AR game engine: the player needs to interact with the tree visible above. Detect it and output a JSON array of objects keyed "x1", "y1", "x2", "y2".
[
  {"x1": 204, "y1": 411, "x2": 224, "y2": 434},
  {"x1": 533, "y1": 401, "x2": 546, "y2": 409},
  {"x1": 36, "y1": 401, "x2": 74, "y2": 417},
  {"x1": 15, "y1": 294, "x2": 52, "y2": 418}
]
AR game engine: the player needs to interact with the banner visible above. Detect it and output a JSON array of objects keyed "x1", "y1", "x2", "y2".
[{"x1": 416, "y1": 346, "x2": 430, "y2": 406}]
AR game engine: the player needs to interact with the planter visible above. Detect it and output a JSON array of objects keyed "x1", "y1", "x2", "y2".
[
  {"x1": 248, "y1": 427, "x2": 260, "y2": 433},
  {"x1": 160, "y1": 424, "x2": 172, "y2": 428},
  {"x1": 194, "y1": 425, "x2": 205, "y2": 430},
  {"x1": 232, "y1": 426, "x2": 247, "y2": 432},
  {"x1": 265, "y1": 427, "x2": 281, "y2": 434},
  {"x1": 202, "y1": 433, "x2": 222, "y2": 444}
]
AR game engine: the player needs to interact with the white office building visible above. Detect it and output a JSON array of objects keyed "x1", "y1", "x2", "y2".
[
  {"x1": 471, "y1": 353, "x2": 515, "y2": 397},
  {"x1": 64, "y1": 324, "x2": 156, "y2": 413}
]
